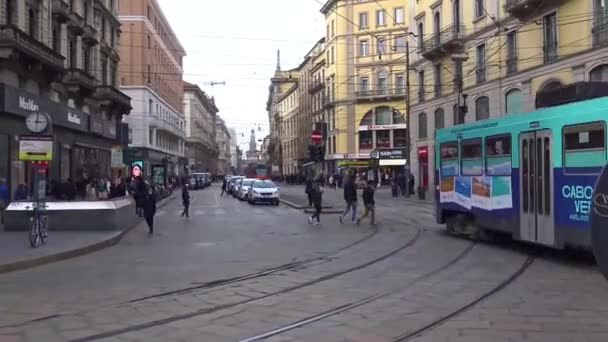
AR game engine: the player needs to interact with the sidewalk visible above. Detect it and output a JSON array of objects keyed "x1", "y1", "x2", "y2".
[{"x1": 0, "y1": 195, "x2": 174, "y2": 274}]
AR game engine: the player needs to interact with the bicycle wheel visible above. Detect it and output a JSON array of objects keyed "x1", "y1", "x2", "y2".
[{"x1": 29, "y1": 219, "x2": 40, "y2": 248}]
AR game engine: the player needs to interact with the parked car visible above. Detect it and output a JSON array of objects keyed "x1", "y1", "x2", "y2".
[
  {"x1": 191, "y1": 173, "x2": 206, "y2": 190},
  {"x1": 237, "y1": 178, "x2": 256, "y2": 200},
  {"x1": 232, "y1": 178, "x2": 243, "y2": 198},
  {"x1": 247, "y1": 180, "x2": 280, "y2": 205}
]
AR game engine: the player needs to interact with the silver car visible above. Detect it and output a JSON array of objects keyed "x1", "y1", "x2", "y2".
[
  {"x1": 237, "y1": 178, "x2": 257, "y2": 200},
  {"x1": 247, "y1": 180, "x2": 280, "y2": 205}
]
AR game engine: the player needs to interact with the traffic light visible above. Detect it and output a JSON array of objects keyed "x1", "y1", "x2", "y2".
[{"x1": 308, "y1": 145, "x2": 325, "y2": 162}]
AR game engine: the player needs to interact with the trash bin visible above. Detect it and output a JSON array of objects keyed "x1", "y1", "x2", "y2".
[{"x1": 417, "y1": 186, "x2": 426, "y2": 200}]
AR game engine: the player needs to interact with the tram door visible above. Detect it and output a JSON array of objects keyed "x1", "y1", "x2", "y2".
[{"x1": 519, "y1": 130, "x2": 555, "y2": 246}]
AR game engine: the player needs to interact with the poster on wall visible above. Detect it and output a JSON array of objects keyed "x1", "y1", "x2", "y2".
[
  {"x1": 471, "y1": 176, "x2": 492, "y2": 210},
  {"x1": 454, "y1": 176, "x2": 472, "y2": 209}
]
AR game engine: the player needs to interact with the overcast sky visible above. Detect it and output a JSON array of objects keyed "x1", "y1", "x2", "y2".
[{"x1": 157, "y1": 0, "x2": 325, "y2": 146}]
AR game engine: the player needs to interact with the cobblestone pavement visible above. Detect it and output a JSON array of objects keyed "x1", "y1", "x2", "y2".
[{"x1": 0, "y1": 184, "x2": 607, "y2": 341}]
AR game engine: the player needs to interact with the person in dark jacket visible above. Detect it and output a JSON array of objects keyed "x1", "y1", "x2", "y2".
[
  {"x1": 357, "y1": 180, "x2": 376, "y2": 227},
  {"x1": 221, "y1": 178, "x2": 227, "y2": 196},
  {"x1": 305, "y1": 178, "x2": 314, "y2": 207},
  {"x1": 308, "y1": 182, "x2": 323, "y2": 225},
  {"x1": 143, "y1": 186, "x2": 157, "y2": 235},
  {"x1": 181, "y1": 183, "x2": 190, "y2": 218},
  {"x1": 339, "y1": 175, "x2": 358, "y2": 224}
]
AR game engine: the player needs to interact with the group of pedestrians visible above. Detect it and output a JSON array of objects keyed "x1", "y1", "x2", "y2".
[{"x1": 306, "y1": 176, "x2": 376, "y2": 228}]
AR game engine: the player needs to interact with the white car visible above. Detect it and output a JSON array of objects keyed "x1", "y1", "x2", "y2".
[
  {"x1": 247, "y1": 180, "x2": 280, "y2": 205},
  {"x1": 237, "y1": 178, "x2": 256, "y2": 200}
]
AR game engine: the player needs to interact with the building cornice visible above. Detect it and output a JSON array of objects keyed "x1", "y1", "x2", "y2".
[{"x1": 120, "y1": 85, "x2": 184, "y2": 116}]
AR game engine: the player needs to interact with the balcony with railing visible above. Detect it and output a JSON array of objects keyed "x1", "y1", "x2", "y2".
[
  {"x1": 322, "y1": 93, "x2": 334, "y2": 108},
  {"x1": 543, "y1": 42, "x2": 558, "y2": 63},
  {"x1": 64, "y1": 68, "x2": 98, "y2": 95},
  {"x1": 308, "y1": 80, "x2": 325, "y2": 94},
  {"x1": 0, "y1": 25, "x2": 65, "y2": 71},
  {"x1": 355, "y1": 88, "x2": 406, "y2": 101},
  {"x1": 67, "y1": 10, "x2": 85, "y2": 34},
  {"x1": 52, "y1": 0, "x2": 70, "y2": 23},
  {"x1": 421, "y1": 25, "x2": 466, "y2": 60},
  {"x1": 504, "y1": 0, "x2": 561, "y2": 19},
  {"x1": 82, "y1": 24, "x2": 99, "y2": 45},
  {"x1": 593, "y1": 21, "x2": 608, "y2": 47},
  {"x1": 94, "y1": 85, "x2": 132, "y2": 114}
]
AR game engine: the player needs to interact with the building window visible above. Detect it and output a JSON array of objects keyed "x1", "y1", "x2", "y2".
[
  {"x1": 331, "y1": 46, "x2": 335, "y2": 64},
  {"x1": 359, "y1": 131, "x2": 373, "y2": 149},
  {"x1": 377, "y1": 130, "x2": 390, "y2": 148},
  {"x1": 434, "y1": 64, "x2": 442, "y2": 97},
  {"x1": 69, "y1": 35, "x2": 77, "y2": 68},
  {"x1": 101, "y1": 54, "x2": 108, "y2": 84},
  {"x1": 149, "y1": 99, "x2": 153, "y2": 115},
  {"x1": 359, "y1": 39, "x2": 369, "y2": 56},
  {"x1": 453, "y1": 103, "x2": 464, "y2": 125},
  {"x1": 52, "y1": 22, "x2": 61, "y2": 53},
  {"x1": 377, "y1": 72, "x2": 388, "y2": 95},
  {"x1": 453, "y1": 61, "x2": 463, "y2": 90},
  {"x1": 27, "y1": 5, "x2": 39, "y2": 39},
  {"x1": 331, "y1": 20, "x2": 335, "y2": 37},
  {"x1": 394, "y1": 35, "x2": 405, "y2": 52},
  {"x1": 435, "y1": 108, "x2": 445, "y2": 129},
  {"x1": 475, "y1": 0, "x2": 484, "y2": 19},
  {"x1": 6, "y1": 0, "x2": 14, "y2": 25},
  {"x1": 395, "y1": 75, "x2": 405, "y2": 94},
  {"x1": 376, "y1": 107, "x2": 391, "y2": 125},
  {"x1": 475, "y1": 96, "x2": 490, "y2": 121},
  {"x1": 453, "y1": 0, "x2": 461, "y2": 28},
  {"x1": 360, "y1": 77, "x2": 369, "y2": 95},
  {"x1": 147, "y1": 65, "x2": 151, "y2": 83},
  {"x1": 376, "y1": 36, "x2": 386, "y2": 56},
  {"x1": 506, "y1": 31, "x2": 517, "y2": 74},
  {"x1": 359, "y1": 12, "x2": 368, "y2": 29},
  {"x1": 394, "y1": 7, "x2": 404, "y2": 24},
  {"x1": 543, "y1": 12, "x2": 558, "y2": 63},
  {"x1": 418, "y1": 113, "x2": 428, "y2": 139},
  {"x1": 590, "y1": 64, "x2": 608, "y2": 81},
  {"x1": 394, "y1": 129, "x2": 407, "y2": 147},
  {"x1": 476, "y1": 44, "x2": 486, "y2": 83},
  {"x1": 417, "y1": 22, "x2": 424, "y2": 48},
  {"x1": 593, "y1": 0, "x2": 608, "y2": 46},
  {"x1": 505, "y1": 88, "x2": 522, "y2": 114},
  {"x1": 376, "y1": 10, "x2": 386, "y2": 26},
  {"x1": 83, "y1": 46, "x2": 91, "y2": 73},
  {"x1": 418, "y1": 70, "x2": 425, "y2": 102}
]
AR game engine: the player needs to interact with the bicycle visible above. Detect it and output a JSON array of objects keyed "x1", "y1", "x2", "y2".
[{"x1": 25, "y1": 202, "x2": 48, "y2": 248}]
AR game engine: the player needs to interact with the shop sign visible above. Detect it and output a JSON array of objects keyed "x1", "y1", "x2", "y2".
[
  {"x1": 67, "y1": 110, "x2": 82, "y2": 125},
  {"x1": 338, "y1": 160, "x2": 370, "y2": 167},
  {"x1": 358, "y1": 124, "x2": 407, "y2": 131},
  {"x1": 344, "y1": 153, "x2": 371, "y2": 160},
  {"x1": 371, "y1": 148, "x2": 407, "y2": 160},
  {"x1": 326, "y1": 154, "x2": 344, "y2": 160},
  {"x1": 18, "y1": 135, "x2": 53, "y2": 161},
  {"x1": 418, "y1": 146, "x2": 429, "y2": 157}
]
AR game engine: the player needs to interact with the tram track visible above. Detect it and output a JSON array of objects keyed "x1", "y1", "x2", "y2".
[
  {"x1": 66, "y1": 226, "x2": 424, "y2": 342},
  {"x1": 0, "y1": 223, "x2": 382, "y2": 330},
  {"x1": 237, "y1": 241, "x2": 478, "y2": 342}
]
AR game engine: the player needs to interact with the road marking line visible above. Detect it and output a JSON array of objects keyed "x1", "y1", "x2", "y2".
[
  {"x1": 194, "y1": 210, "x2": 206, "y2": 215},
  {"x1": 215, "y1": 208, "x2": 226, "y2": 215}
]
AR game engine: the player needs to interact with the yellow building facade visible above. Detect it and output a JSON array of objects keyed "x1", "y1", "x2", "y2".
[
  {"x1": 407, "y1": 0, "x2": 608, "y2": 198},
  {"x1": 321, "y1": 0, "x2": 410, "y2": 178}
]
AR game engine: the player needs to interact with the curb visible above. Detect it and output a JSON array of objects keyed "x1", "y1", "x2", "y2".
[
  {"x1": 303, "y1": 208, "x2": 343, "y2": 214},
  {"x1": 0, "y1": 195, "x2": 175, "y2": 274},
  {"x1": 279, "y1": 199, "x2": 334, "y2": 211}
]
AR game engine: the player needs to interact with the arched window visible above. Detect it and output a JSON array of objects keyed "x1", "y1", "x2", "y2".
[
  {"x1": 505, "y1": 88, "x2": 522, "y2": 114},
  {"x1": 418, "y1": 113, "x2": 428, "y2": 139},
  {"x1": 434, "y1": 108, "x2": 445, "y2": 129},
  {"x1": 475, "y1": 96, "x2": 489, "y2": 121},
  {"x1": 590, "y1": 64, "x2": 608, "y2": 81}
]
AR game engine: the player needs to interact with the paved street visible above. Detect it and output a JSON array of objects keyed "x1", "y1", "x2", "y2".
[{"x1": 0, "y1": 184, "x2": 607, "y2": 342}]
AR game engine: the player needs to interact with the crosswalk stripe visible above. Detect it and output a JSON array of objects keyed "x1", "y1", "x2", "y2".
[
  {"x1": 194, "y1": 210, "x2": 206, "y2": 215},
  {"x1": 215, "y1": 208, "x2": 226, "y2": 215}
]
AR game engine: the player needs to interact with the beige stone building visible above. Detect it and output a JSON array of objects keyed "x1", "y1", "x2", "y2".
[
  {"x1": 0, "y1": 0, "x2": 131, "y2": 198},
  {"x1": 118, "y1": 0, "x2": 188, "y2": 180},
  {"x1": 183, "y1": 81, "x2": 219, "y2": 173}
]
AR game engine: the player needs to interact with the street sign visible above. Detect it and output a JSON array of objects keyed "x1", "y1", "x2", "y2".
[
  {"x1": 18, "y1": 135, "x2": 53, "y2": 161},
  {"x1": 311, "y1": 130, "x2": 322, "y2": 143}
]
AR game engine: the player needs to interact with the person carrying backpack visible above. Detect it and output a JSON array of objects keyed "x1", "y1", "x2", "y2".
[{"x1": 357, "y1": 180, "x2": 376, "y2": 227}]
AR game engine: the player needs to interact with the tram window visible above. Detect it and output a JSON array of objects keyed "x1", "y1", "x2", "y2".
[
  {"x1": 563, "y1": 122, "x2": 606, "y2": 170},
  {"x1": 485, "y1": 134, "x2": 511, "y2": 176},
  {"x1": 461, "y1": 138, "x2": 482, "y2": 176},
  {"x1": 440, "y1": 141, "x2": 459, "y2": 176}
]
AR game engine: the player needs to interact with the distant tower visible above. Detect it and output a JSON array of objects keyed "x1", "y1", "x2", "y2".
[
  {"x1": 276, "y1": 50, "x2": 281, "y2": 72},
  {"x1": 249, "y1": 129, "x2": 256, "y2": 155}
]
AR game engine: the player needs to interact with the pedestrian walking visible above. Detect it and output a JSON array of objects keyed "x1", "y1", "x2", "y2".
[
  {"x1": 221, "y1": 178, "x2": 227, "y2": 196},
  {"x1": 305, "y1": 177, "x2": 313, "y2": 207},
  {"x1": 181, "y1": 183, "x2": 190, "y2": 218},
  {"x1": 328, "y1": 175, "x2": 334, "y2": 190},
  {"x1": 339, "y1": 175, "x2": 358, "y2": 225},
  {"x1": 357, "y1": 180, "x2": 376, "y2": 227},
  {"x1": 143, "y1": 185, "x2": 157, "y2": 235},
  {"x1": 308, "y1": 182, "x2": 323, "y2": 225}
]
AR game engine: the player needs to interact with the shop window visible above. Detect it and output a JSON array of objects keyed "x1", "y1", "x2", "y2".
[
  {"x1": 394, "y1": 129, "x2": 407, "y2": 147},
  {"x1": 461, "y1": 138, "x2": 482, "y2": 176},
  {"x1": 377, "y1": 130, "x2": 390, "y2": 148},
  {"x1": 563, "y1": 122, "x2": 606, "y2": 170},
  {"x1": 440, "y1": 141, "x2": 459, "y2": 176},
  {"x1": 485, "y1": 134, "x2": 511, "y2": 175},
  {"x1": 393, "y1": 109, "x2": 405, "y2": 123},
  {"x1": 359, "y1": 131, "x2": 373, "y2": 150}
]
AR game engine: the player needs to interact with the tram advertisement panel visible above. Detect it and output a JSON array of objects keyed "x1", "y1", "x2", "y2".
[
  {"x1": 555, "y1": 173, "x2": 595, "y2": 228},
  {"x1": 439, "y1": 175, "x2": 512, "y2": 210}
]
